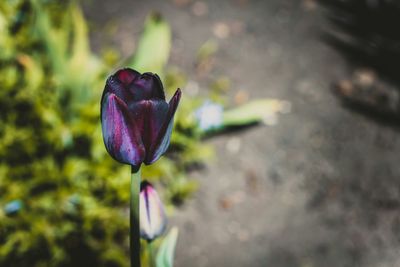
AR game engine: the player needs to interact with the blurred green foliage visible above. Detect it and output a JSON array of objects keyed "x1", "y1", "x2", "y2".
[{"x1": 0, "y1": 1, "x2": 212, "y2": 266}]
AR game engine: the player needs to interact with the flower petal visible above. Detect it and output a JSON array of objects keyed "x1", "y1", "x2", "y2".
[
  {"x1": 128, "y1": 72, "x2": 166, "y2": 101},
  {"x1": 140, "y1": 181, "x2": 167, "y2": 241},
  {"x1": 145, "y1": 89, "x2": 182, "y2": 164},
  {"x1": 128, "y1": 99, "x2": 169, "y2": 154},
  {"x1": 116, "y1": 68, "x2": 140, "y2": 85},
  {"x1": 101, "y1": 93, "x2": 145, "y2": 166},
  {"x1": 103, "y1": 69, "x2": 140, "y2": 103}
]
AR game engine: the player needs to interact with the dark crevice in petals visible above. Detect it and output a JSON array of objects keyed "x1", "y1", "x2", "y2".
[
  {"x1": 101, "y1": 93, "x2": 145, "y2": 167},
  {"x1": 128, "y1": 100, "x2": 169, "y2": 155},
  {"x1": 147, "y1": 100, "x2": 169, "y2": 146},
  {"x1": 128, "y1": 100, "x2": 149, "y2": 150},
  {"x1": 143, "y1": 182, "x2": 151, "y2": 225},
  {"x1": 145, "y1": 88, "x2": 182, "y2": 164}
]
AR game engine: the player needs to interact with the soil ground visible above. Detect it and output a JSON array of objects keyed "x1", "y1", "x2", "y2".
[{"x1": 84, "y1": 1, "x2": 400, "y2": 266}]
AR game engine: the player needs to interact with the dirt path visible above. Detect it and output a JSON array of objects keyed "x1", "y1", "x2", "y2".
[{"x1": 84, "y1": 1, "x2": 400, "y2": 266}]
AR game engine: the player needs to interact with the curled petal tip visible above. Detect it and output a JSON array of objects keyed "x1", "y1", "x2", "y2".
[
  {"x1": 168, "y1": 89, "x2": 182, "y2": 117},
  {"x1": 168, "y1": 88, "x2": 182, "y2": 109},
  {"x1": 173, "y1": 88, "x2": 182, "y2": 100}
]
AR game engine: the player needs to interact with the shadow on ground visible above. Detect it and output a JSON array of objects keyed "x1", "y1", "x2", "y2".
[
  {"x1": 321, "y1": 0, "x2": 400, "y2": 128},
  {"x1": 321, "y1": 0, "x2": 400, "y2": 84}
]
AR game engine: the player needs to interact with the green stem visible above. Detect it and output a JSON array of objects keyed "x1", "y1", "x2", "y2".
[
  {"x1": 130, "y1": 166, "x2": 141, "y2": 267},
  {"x1": 147, "y1": 242, "x2": 156, "y2": 267}
]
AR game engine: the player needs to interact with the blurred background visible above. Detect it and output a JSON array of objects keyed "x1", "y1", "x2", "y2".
[{"x1": 1, "y1": 0, "x2": 400, "y2": 266}]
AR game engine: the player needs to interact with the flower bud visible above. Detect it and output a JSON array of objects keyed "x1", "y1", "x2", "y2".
[{"x1": 140, "y1": 181, "x2": 167, "y2": 241}]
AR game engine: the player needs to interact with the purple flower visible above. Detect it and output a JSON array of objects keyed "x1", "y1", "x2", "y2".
[
  {"x1": 140, "y1": 181, "x2": 167, "y2": 241},
  {"x1": 101, "y1": 68, "x2": 181, "y2": 168}
]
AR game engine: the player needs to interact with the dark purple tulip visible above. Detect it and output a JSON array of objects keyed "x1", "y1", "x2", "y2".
[{"x1": 101, "y1": 68, "x2": 181, "y2": 168}]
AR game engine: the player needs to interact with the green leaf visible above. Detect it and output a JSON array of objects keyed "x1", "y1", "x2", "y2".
[
  {"x1": 222, "y1": 98, "x2": 291, "y2": 127},
  {"x1": 156, "y1": 227, "x2": 179, "y2": 267},
  {"x1": 66, "y1": 3, "x2": 103, "y2": 104},
  {"x1": 31, "y1": 0, "x2": 68, "y2": 77},
  {"x1": 129, "y1": 13, "x2": 171, "y2": 75}
]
